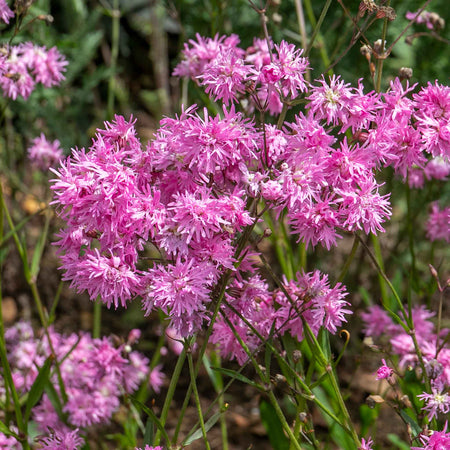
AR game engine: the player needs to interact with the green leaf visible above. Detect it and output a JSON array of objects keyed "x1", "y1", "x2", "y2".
[
  {"x1": 143, "y1": 418, "x2": 154, "y2": 446},
  {"x1": 211, "y1": 366, "x2": 264, "y2": 390},
  {"x1": 24, "y1": 356, "x2": 53, "y2": 423},
  {"x1": 259, "y1": 399, "x2": 290, "y2": 450},
  {"x1": 0, "y1": 420, "x2": 19, "y2": 438},
  {"x1": 399, "y1": 410, "x2": 422, "y2": 436},
  {"x1": 183, "y1": 410, "x2": 224, "y2": 446},
  {"x1": 387, "y1": 433, "x2": 412, "y2": 450},
  {"x1": 129, "y1": 396, "x2": 170, "y2": 445}
]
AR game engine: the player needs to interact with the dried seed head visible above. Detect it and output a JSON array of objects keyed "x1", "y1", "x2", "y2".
[
  {"x1": 373, "y1": 39, "x2": 386, "y2": 55},
  {"x1": 377, "y1": 6, "x2": 396, "y2": 21},
  {"x1": 428, "y1": 12, "x2": 445, "y2": 30},
  {"x1": 398, "y1": 67, "x2": 413, "y2": 80}
]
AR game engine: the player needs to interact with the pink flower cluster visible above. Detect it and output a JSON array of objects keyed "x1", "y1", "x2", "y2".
[
  {"x1": 0, "y1": 42, "x2": 67, "y2": 100},
  {"x1": 28, "y1": 133, "x2": 64, "y2": 170},
  {"x1": 51, "y1": 34, "x2": 449, "y2": 355},
  {"x1": 50, "y1": 111, "x2": 359, "y2": 341},
  {"x1": 362, "y1": 306, "x2": 450, "y2": 386},
  {"x1": 0, "y1": 322, "x2": 151, "y2": 448},
  {"x1": 173, "y1": 34, "x2": 309, "y2": 112},
  {"x1": 362, "y1": 306, "x2": 450, "y2": 422},
  {"x1": 211, "y1": 271, "x2": 351, "y2": 364}
]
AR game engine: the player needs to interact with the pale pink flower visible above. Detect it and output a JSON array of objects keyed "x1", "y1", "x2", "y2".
[
  {"x1": 0, "y1": 0, "x2": 13, "y2": 24},
  {"x1": 418, "y1": 383, "x2": 450, "y2": 421},
  {"x1": 28, "y1": 133, "x2": 63, "y2": 170},
  {"x1": 426, "y1": 202, "x2": 450, "y2": 243}
]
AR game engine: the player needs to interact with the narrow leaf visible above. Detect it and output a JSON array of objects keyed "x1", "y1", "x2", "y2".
[
  {"x1": 183, "y1": 410, "x2": 223, "y2": 446},
  {"x1": 259, "y1": 399, "x2": 290, "y2": 450},
  {"x1": 211, "y1": 366, "x2": 264, "y2": 390},
  {"x1": 25, "y1": 356, "x2": 53, "y2": 423},
  {"x1": 130, "y1": 396, "x2": 170, "y2": 444},
  {"x1": 0, "y1": 420, "x2": 19, "y2": 438}
]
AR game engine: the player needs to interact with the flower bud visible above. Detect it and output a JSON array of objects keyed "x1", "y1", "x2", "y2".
[{"x1": 398, "y1": 67, "x2": 413, "y2": 80}]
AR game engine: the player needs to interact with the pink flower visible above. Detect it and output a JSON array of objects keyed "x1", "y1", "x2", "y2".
[
  {"x1": 141, "y1": 258, "x2": 213, "y2": 337},
  {"x1": 376, "y1": 359, "x2": 394, "y2": 380},
  {"x1": 198, "y1": 48, "x2": 249, "y2": 104},
  {"x1": 28, "y1": 133, "x2": 64, "y2": 170},
  {"x1": 306, "y1": 75, "x2": 355, "y2": 126},
  {"x1": 418, "y1": 383, "x2": 450, "y2": 421},
  {"x1": 149, "y1": 364, "x2": 166, "y2": 394},
  {"x1": 37, "y1": 427, "x2": 84, "y2": 450},
  {"x1": 0, "y1": 0, "x2": 13, "y2": 24},
  {"x1": 359, "y1": 437, "x2": 374, "y2": 450},
  {"x1": 426, "y1": 202, "x2": 450, "y2": 243}
]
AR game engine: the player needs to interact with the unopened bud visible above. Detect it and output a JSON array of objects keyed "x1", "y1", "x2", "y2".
[
  {"x1": 373, "y1": 39, "x2": 386, "y2": 54},
  {"x1": 398, "y1": 67, "x2": 413, "y2": 80},
  {"x1": 360, "y1": 44, "x2": 372, "y2": 59},
  {"x1": 292, "y1": 349, "x2": 302, "y2": 363},
  {"x1": 272, "y1": 13, "x2": 282, "y2": 25},
  {"x1": 428, "y1": 264, "x2": 439, "y2": 280}
]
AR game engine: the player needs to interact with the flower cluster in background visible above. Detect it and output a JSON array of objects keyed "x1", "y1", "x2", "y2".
[
  {"x1": 0, "y1": 42, "x2": 67, "y2": 100},
  {"x1": 27, "y1": 133, "x2": 64, "y2": 170},
  {"x1": 362, "y1": 306, "x2": 450, "y2": 423},
  {"x1": 0, "y1": 322, "x2": 152, "y2": 448}
]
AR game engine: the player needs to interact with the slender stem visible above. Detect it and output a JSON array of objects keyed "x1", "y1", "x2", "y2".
[
  {"x1": 370, "y1": 234, "x2": 390, "y2": 305},
  {"x1": 93, "y1": 298, "x2": 102, "y2": 339},
  {"x1": 294, "y1": 0, "x2": 307, "y2": 51},
  {"x1": 303, "y1": 322, "x2": 360, "y2": 446},
  {"x1": 305, "y1": 0, "x2": 332, "y2": 62},
  {"x1": 154, "y1": 348, "x2": 186, "y2": 445},
  {"x1": 375, "y1": 2, "x2": 389, "y2": 93},
  {"x1": 107, "y1": 0, "x2": 120, "y2": 120},
  {"x1": 187, "y1": 349, "x2": 211, "y2": 450},
  {"x1": 337, "y1": 235, "x2": 359, "y2": 283}
]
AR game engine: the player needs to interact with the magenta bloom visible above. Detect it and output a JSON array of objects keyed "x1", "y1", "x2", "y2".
[
  {"x1": 359, "y1": 437, "x2": 374, "y2": 450},
  {"x1": 376, "y1": 359, "x2": 394, "y2": 380},
  {"x1": 412, "y1": 422, "x2": 450, "y2": 449}
]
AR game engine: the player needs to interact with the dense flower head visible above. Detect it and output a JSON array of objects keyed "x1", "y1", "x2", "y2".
[
  {"x1": 28, "y1": 133, "x2": 64, "y2": 170},
  {"x1": 0, "y1": 43, "x2": 67, "y2": 99},
  {"x1": 412, "y1": 422, "x2": 450, "y2": 450},
  {"x1": 1, "y1": 322, "x2": 150, "y2": 447}
]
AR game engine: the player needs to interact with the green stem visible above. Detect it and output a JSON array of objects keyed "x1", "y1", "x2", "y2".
[
  {"x1": 107, "y1": 0, "x2": 120, "y2": 120},
  {"x1": 154, "y1": 348, "x2": 186, "y2": 446},
  {"x1": 93, "y1": 298, "x2": 102, "y2": 339},
  {"x1": 303, "y1": 323, "x2": 360, "y2": 446},
  {"x1": 337, "y1": 235, "x2": 359, "y2": 283},
  {"x1": 370, "y1": 234, "x2": 390, "y2": 305},
  {"x1": 303, "y1": 0, "x2": 331, "y2": 71},
  {"x1": 187, "y1": 349, "x2": 211, "y2": 450},
  {"x1": 375, "y1": 1, "x2": 390, "y2": 93}
]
